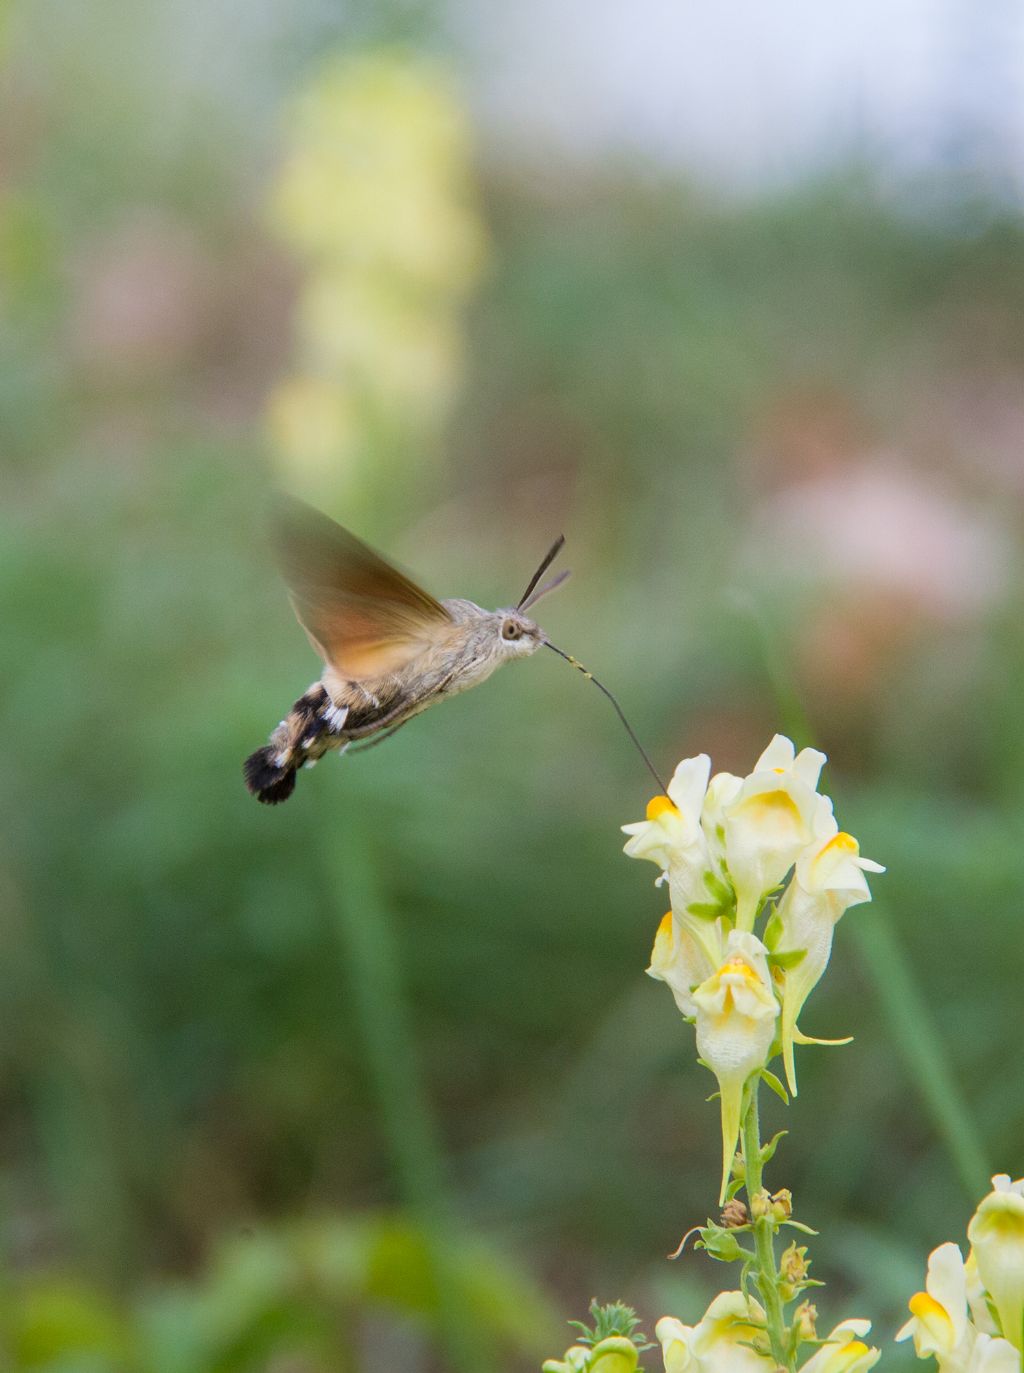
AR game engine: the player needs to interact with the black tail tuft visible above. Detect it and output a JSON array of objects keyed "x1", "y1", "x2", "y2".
[{"x1": 243, "y1": 747, "x2": 297, "y2": 805}]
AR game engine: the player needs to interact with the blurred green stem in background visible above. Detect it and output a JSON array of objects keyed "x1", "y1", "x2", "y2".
[
  {"x1": 850, "y1": 907, "x2": 990, "y2": 1198},
  {"x1": 739, "y1": 594, "x2": 991, "y2": 1201},
  {"x1": 730, "y1": 591, "x2": 814, "y2": 754},
  {"x1": 324, "y1": 822, "x2": 483, "y2": 1372}
]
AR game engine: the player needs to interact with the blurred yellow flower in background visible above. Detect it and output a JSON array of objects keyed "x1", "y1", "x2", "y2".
[
  {"x1": 297, "y1": 273, "x2": 461, "y2": 414},
  {"x1": 271, "y1": 54, "x2": 485, "y2": 285},
  {"x1": 265, "y1": 50, "x2": 488, "y2": 509},
  {"x1": 266, "y1": 375, "x2": 360, "y2": 486}
]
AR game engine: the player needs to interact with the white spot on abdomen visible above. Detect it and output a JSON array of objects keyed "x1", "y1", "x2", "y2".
[{"x1": 323, "y1": 702, "x2": 349, "y2": 731}]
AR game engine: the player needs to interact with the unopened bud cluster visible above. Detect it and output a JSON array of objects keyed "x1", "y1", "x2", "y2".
[{"x1": 543, "y1": 1302, "x2": 653, "y2": 1373}]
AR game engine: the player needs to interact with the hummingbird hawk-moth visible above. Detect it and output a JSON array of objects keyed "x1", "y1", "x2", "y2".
[{"x1": 243, "y1": 497, "x2": 665, "y2": 804}]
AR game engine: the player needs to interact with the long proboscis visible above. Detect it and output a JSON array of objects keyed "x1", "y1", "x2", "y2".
[
  {"x1": 517, "y1": 535, "x2": 566, "y2": 611},
  {"x1": 544, "y1": 641, "x2": 669, "y2": 796}
]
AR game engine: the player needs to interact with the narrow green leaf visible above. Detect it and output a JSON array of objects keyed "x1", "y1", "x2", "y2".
[
  {"x1": 759, "y1": 1130, "x2": 788, "y2": 1165},
  {"x1": 759, "y1": 1069, "x2": 790, "y2": 1104}
]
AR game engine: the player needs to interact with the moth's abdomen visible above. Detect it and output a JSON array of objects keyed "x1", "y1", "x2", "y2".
[
  {"x1": 243, "y1": 746, "x2": 297, "y2": 804},
  {"x1": 243, "y1": 683, "x2": 350, "y2": 805}
]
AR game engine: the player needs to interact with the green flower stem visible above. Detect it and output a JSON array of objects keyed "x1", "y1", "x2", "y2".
[
  {"x1": 325, "y1": 822, "x2": 481, "y2": 1373},
  {"x1": 851, "y1": 905, "x2": 990, "y2": 1199},
  {"x1": 742, "y1": 1079, "x2": 791, "y2": 1371}
]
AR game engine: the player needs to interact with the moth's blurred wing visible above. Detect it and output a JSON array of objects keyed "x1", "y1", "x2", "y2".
[{"x1": 274, "y1": 497, "x2": 453, "y2": 680}]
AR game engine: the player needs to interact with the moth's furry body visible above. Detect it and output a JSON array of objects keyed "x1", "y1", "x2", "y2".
[
  {"x1": 242, "y1": 499, "x2": 667, "y2": 805},
  {"x1": 244, "y1": 591, "x2": 545, "y2": 804}
]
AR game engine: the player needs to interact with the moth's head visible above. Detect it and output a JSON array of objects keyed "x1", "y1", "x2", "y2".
[
  {"x1": 439, "y1": 599, "x2": 543, "y2": 660},
  {"x1": 448, "y1": 534, "x2": 568, "y2": 661},
  {"x1": 494, "y1": 532, "x2": 570, "y2": 660},
  {"x1": 491, "y1": 609, "x2": 546, "y2": 659}
]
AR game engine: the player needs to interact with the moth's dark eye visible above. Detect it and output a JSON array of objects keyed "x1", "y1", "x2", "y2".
[{"x1": 502, "y1": 619, "x2": 522, "y2": 641}]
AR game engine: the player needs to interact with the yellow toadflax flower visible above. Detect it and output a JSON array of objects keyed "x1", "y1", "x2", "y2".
[
  {"x1": 699, "y1": 769, "x2": 742, "y2": 883},
  {"x1": 653, "y1": 1315, "x2": 697, "y2": 1372},
  {"x1": 720, "y1": 735, "x2": 826, "y2": 932},
  {"x1": 800, "y1": 1319, "x2": 880, "y2": 1372},
  {"x1": 896, "y1": 1240, "x2": 1021, "y2": 1371},
  {"x1": 774, "y1": 800, "x2": 883, "y2": 1093},
  {"x1": 622, "y1": 754, "x2": 712, "y2": 890},
  {"x1": 964, "y1": 1337, "x2": 1024, "y2": 1372},
  {"x1": 965, "y1": 1249, "x2": 1000, "y2": 1336},
  {"x1": 656, "y1": 1292, "x2": 775, "y2": 1372},
  {"x1": 692, "y1": 932, "x2": 779, "y2": 1204},
  {"x1": 897, "y1": 1242, "x2": 974, "y2": 1365},
  {"x1": 623, "y1": 755, "x2": 724, "y2": 969},
  {"x1": 968, "y1": 1176, "x2": 1024, "y2": 1354},
  {"x1": 542, "y1": 1348, "x2": 591, "y2": 1373},
  {"x1": 646, "y1": 911, "x2": 719, "y2": 1018}
]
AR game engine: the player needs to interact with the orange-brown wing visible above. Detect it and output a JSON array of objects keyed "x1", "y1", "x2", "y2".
[{"x1": 274, "y1": 496, "x2": 453, "y2": 681}]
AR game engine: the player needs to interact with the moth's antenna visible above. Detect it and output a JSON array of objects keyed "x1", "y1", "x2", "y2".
[
  {"x1": 517, "y1": 535, "x2": 565, "y2": 611},
  {"x1": 519, "y1": 567, "x2": 571, "y2": 613},
  {"x1": 545, "y1": 641, "x2": 670, "y2": 796}
]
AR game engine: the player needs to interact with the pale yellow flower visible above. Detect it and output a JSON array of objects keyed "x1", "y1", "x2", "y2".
[
  {"x1": 692, "y1": 932, "x2": 779, "y2": 1203},
  {"x1": 800, "y1": 1319, "x2": 879, "y2": 1372},
  {"x1": 722, "y1": 734, "x2": 827, "y2": 931},
  {"x1": 968, "y1": 1176, "x2": 1024, "y2": 1353},
  {"x1": 542, "y1": 1347, "x2": 591, "y2": 1373},
  {"x1": 897, "y1": 1243, "x2": 973, "y2": 1363},
  {"x1": 893, "y1": 1241, "x2": 1024, "y2": 1373},
  {"x1": 623, "y1": 755, "x2": 723, "y2": 969},
  {"x1": 775, "y1": 801, "x2": 883, "y2": 1093},
  {"x1": 965, "y1": 1335, "x2": 1023, "y2": 1372},
  {"x1": 646, "y1": 911, "x2": 719, "y2": 1018},
  {"x1": 622, "y1": 754, "x2": 711, "y2": 879},
  {"x1": 966, "y1": 1249, "x2": 1000, "y2": 1336},
  {"x1": 699, "y1": 770, "x2": 742, "y2": 879},
  {"x1": 656, "y1": 1292, "x2": 774, "y2": 1372}
]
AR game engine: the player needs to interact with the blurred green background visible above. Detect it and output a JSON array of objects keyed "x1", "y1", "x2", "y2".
[{"x1": 3, "y1": 1, "x2": 1024, "y2": 1368}]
